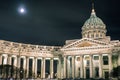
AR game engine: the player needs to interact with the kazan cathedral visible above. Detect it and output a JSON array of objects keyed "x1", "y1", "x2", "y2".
[{"x1": 0, "y1": 6, "x2": 120, "y2": 79}]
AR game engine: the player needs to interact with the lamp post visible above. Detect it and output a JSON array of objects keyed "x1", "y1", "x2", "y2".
[{"x1": 20, "y1": 69, "x2": 23, "y2": 80}]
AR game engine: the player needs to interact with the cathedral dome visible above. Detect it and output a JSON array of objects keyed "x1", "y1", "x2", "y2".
[{"x1": 82, "y1": 9, "x2": 107, "y2": 39}]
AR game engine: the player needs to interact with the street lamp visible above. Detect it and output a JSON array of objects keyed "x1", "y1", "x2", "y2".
[{"x1": 20, "y1": 70, "x2": 23, "y2": 79}]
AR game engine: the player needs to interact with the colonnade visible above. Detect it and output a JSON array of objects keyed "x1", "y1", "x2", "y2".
[
  {"x1": 63, "y1": 54, "x2": 114, "y2": 79},
  {"x1": 0, "y1": 53, "x2": 120, "y2": 79},
  {"x1": 0, "y1": 54, "x2": 61, "y2": 78}
]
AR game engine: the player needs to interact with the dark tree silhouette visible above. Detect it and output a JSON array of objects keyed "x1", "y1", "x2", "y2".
[
  {"x1": 0, "y1": 64, "x2": 28, "y2": 79},
  {"x1": 111, "y1": 66, "x2": 120, "y2": 79}
]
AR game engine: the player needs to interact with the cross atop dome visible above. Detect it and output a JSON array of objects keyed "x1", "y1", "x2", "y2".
[{"x1": 91, "y1": 0, "x2": 96, "y2": 15}]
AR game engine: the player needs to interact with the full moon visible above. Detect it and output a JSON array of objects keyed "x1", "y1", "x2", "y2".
[
  {"x1": 18, "y1": 6, "x2": 26, "y2": 14},
  {"x1": 20, "y1": 8, "x2": 25, "y2": 13}
]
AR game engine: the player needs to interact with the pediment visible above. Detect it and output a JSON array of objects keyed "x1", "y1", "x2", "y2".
[
  {"x1": 63, "y1": 38, "x2": 108, "y2": 49},
  {"x1": 76, "y1": 41, "x2": 95, "y2": 47}
]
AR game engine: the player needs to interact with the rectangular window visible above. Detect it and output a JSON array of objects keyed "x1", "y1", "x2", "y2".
[
  {"x1": 95, "y1": 67, "x2": 99, "y2": 77},
  {"x1": 94, "y1": 56, "x2": 99, "y2": 60},
  {"x1": 103, "y1": 56, "x2": 108, "y2": 65}
]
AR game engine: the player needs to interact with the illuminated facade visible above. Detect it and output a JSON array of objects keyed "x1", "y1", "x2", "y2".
[{"x1": 0, "y1": 8, "x2": 120, "y2": 79}]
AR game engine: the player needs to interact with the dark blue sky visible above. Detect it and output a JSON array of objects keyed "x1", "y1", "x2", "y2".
[{"x1": 0, "y1": 0, "x2": 120, "y2": 46}]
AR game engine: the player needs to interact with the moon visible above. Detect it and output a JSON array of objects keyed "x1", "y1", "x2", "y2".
[
  {"x1": 20, "y1": 8, "x2": 25, "y2": 13},
  {"x1": 18, "y1": 7, "x2": 26, "y2": 14}
]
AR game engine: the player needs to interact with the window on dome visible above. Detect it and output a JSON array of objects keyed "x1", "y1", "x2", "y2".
[
  {"x1": 96, "y1": 34, "x2": 98, "y2": 38},
  {"x1": 91, "y1": 34, "x2": 94, "y2": 38},
  {"x1": 87, "y1": 35, "x2": 89, "y2": 38}
]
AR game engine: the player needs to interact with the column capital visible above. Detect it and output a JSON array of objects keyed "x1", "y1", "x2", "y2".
[
  {"x1": 26, "y1": 56, "x2": 29, "y2": 59},
  {"x1": 108, "y1": 53, "x2": 112, "y2": 55},
  {"x1": 34, "y1": 57, "x2": 37, "y2": 59},
  {"x1": 90, "y1": 54, "x2": 93, "y2": 57},
  {"x1": 71, "y1": 55, "x2": 75, "y2": 58},
  {"x1": 99, "y1": 54, "x2": 103, "y2": 56},
  {"x1": 42, "y1": 57, "x2": 45, "y2": 59},
  {"x1": 50, "y1": 58, "x2": 54, "y2": 60},
  {"x1": 80, "y1": 55, "x2": 84, "y2": 58},
  {"x1": 63, "y1": 55, "x2": 67, "y2": 57},
  {"x1": 8, "y1": 54, "x2": 11, "y2": 57}
]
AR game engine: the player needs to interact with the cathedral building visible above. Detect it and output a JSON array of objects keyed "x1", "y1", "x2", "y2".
[{"x1": 0, "y1": 6, "x2": 120, "y2": 79}]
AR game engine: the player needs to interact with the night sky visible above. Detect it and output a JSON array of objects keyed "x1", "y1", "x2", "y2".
[{"x1": 0, "y1": 0, "x2": 120, "y2": 46}]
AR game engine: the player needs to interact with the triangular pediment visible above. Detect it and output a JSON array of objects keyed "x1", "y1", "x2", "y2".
[
  {"x1": 63, "y1": 38, "x2": 108, "y2": 49},
  {"x1": 76, "y1": 41, "x2": 94, "y2": 47}
]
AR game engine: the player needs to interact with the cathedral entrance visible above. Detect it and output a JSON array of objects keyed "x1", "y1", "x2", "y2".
[{"x1": 86, "y1": 67, "x2": 90, "y2": 79}]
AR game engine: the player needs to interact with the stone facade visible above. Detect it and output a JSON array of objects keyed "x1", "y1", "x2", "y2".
[{"x1": 0, "y1": 8, "x2": 120, "y2": 79}]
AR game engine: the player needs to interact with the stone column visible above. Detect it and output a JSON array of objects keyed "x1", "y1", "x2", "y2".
[
  {"x1": 34, "y1": 57, "x2": 37, "y2": 78},
  {"x1": 0, "y1": 54, "x2": 2, "y2": 65},
  {"x1": 14, "y1": 55, "x2": 21, "y2": 78},
  {"x1": 64, "y1": 56, "x2": 66, "y2": 78},
  {"x1": 32, "y1": 57, "x2": 35, "y2": 77},
  {"x1": 99, "y1": 54, "x2": 103, "y2": 78},
  {"x1": 67, "y1": 57, "x2": 70, "y2": 78},
  {"x1": 50, "y1": 58, "x2": 54, "y2": 78},
  {"x1": 43, "y1": 58, "x2": 46, "y2": 78},
  {"x1": 4, "y1": 55, "x2": 8, "y2": 78},
  {"x1": 41, "y1": 58, "x2": 45, "y2": 78},
  {"x1": 17, "y1": 56, "x2": 20, "y2": 70},
  {"x1": 41, "y1": 58, "x2": 43, "y2": 78},
  {"x1": 4, "y1": 55, "x2": 8, "y2": 64},
  {"x1": 81, "y1": 55, "x2": 84, "y2": 78},
  {"x1": 26, "y1": 57, "x2": 29, "y2": 78},
  {"x1": 108, "y1": 54, "x2": 112, "y2": 76},
  {"x1": 23, "y1": 57, "x2": 26, "y2": 78},
  {"x1": 83, "y1": 56, "x2": 86, "y2": 78},
  {"x1": 14, "y1": 56, "x2": 17, "y2": 67},
  {"x1": 7, "y1": 55, "x2": 11, "y2": 77},
  {"x1": 90, "y1": 55, "x2": 93, "y2": 78},
  {"x1": 72, "y1": 56, "x2": 75, "y2": 79},
  {"x1": 57, "y1": 58, "x2": 61, "y2": 78},
  {"x1": 7, "y1": 55, "x2": 11, "y2": 65}
]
